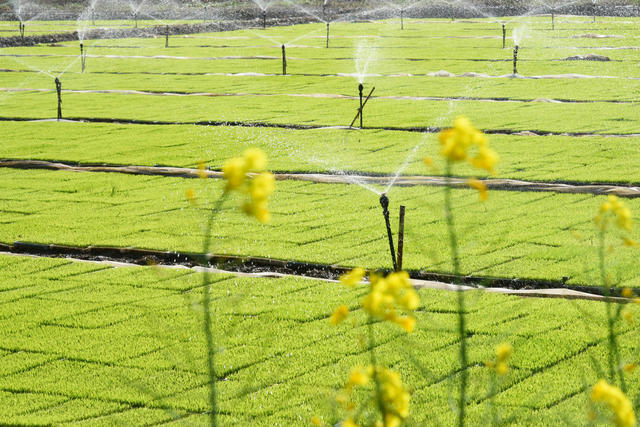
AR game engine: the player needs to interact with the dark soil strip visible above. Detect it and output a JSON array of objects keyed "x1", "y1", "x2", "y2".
[
  {"x1": 3, "y1": 159, "x2": 640, "y2": 198},
  {"x1": 0, "y1": 18, "x2": 312, "y2": 48},
  {"x1": 1, "y1": 116, "x2": 639, "y2": 138},
  {"x1": 0, "y1": 240, "x2": 629, "y2": 300}
]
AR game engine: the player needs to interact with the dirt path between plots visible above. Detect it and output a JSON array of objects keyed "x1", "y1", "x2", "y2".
[
  {"x1": 0, "y1": 243, "x2": 631, "y2": 302},
  {"x1": 2, "y1": 159, "x2": 640, "y2": 198}
]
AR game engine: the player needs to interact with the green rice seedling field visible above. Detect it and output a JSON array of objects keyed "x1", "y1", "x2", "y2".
[{"x1": 2, "y1": 8, "x2": 640, "y2": 425}]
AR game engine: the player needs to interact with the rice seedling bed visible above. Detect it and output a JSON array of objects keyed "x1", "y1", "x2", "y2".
[
  {"x1": 0, "y1": 168, "x2": 637, "y2": 287},
  {"x1": 0, "y1": 253, "x2": 637, "y2": 425}
]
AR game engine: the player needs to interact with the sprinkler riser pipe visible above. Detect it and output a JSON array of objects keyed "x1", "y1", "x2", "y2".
[
  {"x1": 513, "y1": 45, "x2": 519, "y2": 75},
  {"x1": 379, "y1": 194, "x2": 398, "y2": 271},
  {"x1": 80, "y1": 43, "x2": 85, "y2": 73},
  {"x1": 262, "y1": 10, "x2": 266, "y2": 29},
  {"x1": 281, "y1": 44, "x2": 286, "y2": 75},
  {"x1": 165, "y1": 25, "x2": 169, "y2": 48},
  {"x1": 501, "y1": 24, "x2": 505, "y2": 48},
  {"x1": 55, "y1": 77, "x2": 62, "y2": 121},
  {"x1": 552, "y1": 11, "x2": 555, "y2": 30},
  {"x1": 400, "y1": 9, "x2": 404, "y2": 30},
  {"x1": 326, "y1": 22, "x2": 330, "y2": 48}
]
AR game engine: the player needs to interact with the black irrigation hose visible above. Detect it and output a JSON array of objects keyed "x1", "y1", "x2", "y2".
[
  {"x1": 1, "y1": 117, "x2": 639, "y2": 138},
  {"x1": 2, "y1": 240, "x2": 632, "y2": 299}
]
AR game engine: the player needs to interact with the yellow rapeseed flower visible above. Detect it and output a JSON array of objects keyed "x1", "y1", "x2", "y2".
[
  {"x1": 339, "y1": 365, "x2": 410, "y2": 427},
  {"x1": 340, "y1": 267, "x2": 366, "y2": 287},
  {"x1": 186, "y1": 188, "x2": 196, "y2": 205},
  {"x1": 222, "y1": 156, "x2": 247, "y2": 191},
  {"x1": 467, "y1": 178, "x2": 488, "y2": 201},
  {"x1": 221, "y1": 149, "x2": 275, "y2": 223},
  {"x1": 622, "y1": 288, "x2": 634, "y2": 298},
  {"x1": 591, "y1": 379, "x2": 636, "y2": 427},
  {"x1": 361, "y1": 271, "x2": 419, "y2": 332},
  {"x1": 330, "y1": 304, "x2": 349, "y2": 325},
  {"x1": 437, "y1": 116, "x2": 498, "y2": 173},
  {"x1": 197, "y1": 160, "x2": 208, "y2": 179},
  {"x1": 243, "y1": 147, "x2": 267, "y2": 171},
  {"x1": 496, "y1": 343, "x2": 513, "y2": 362},
  {"x1": 486, "y1": 343, "x2": 513, "y2": 375},
  {"x1": 596, "y1": 195, "x2": 633, "y2": 232},
  {"x1": 346, "y1": 366, "x2": 369, "y2": 390},
  {"x1": 623, "y1": 363, "x2": 637, "y2": 373}
]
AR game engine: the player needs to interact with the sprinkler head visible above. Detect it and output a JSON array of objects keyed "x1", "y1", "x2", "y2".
[
  {"x1": 379, "y1": 193, "x2": 389, "y2": 211},
  {"x1": 358, "y1": 83, "x2": 363, "y2": 93}
]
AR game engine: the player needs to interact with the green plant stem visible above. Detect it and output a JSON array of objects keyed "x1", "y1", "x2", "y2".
[
  {"x1": 598, "y1": 227, "x2": 626, "y2": 392},
  {"x1": 201, "y1": 193, "x2": 227, "y2": 427},
  {"x1": 444, "y1": 161, "x2": 467, "y2": 427},
  {"x1": 368, "y1": 319, "x2": 387, "y2": 427}
]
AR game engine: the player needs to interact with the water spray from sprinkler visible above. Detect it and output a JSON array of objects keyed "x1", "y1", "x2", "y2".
[
  {"x1": 165, "y1": 25, "x2": 169, "y2": 48},
  {"x1": 80, "y1": 42, "x2": 86, "y2": 73},
  {"x1": 379, "y1": 194, "x2": 398, "y2": 271},
  {"x1": 502, "y1": 24, "x2": 505, "y2": 48},
  {"x1": 281, "y1": 44, "x2": 286, "y2": 75},
  {"x1": 397, "y1": 205, "x2": 405, "y2": 271},
  {"x1": 513, "y1": 44, "x2": 519, "y2": 75},
  {"x1": 55, "y1": 77, "x2": 62, "y2": 121},
  {"x1": 326, "y1": 22, "x2": 330, "y2": 48}
]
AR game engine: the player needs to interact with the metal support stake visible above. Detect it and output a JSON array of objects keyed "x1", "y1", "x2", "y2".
[
  {"x1": 397, "y1": 205, "x2": 405, "y2": 271},
  {"x1": 263, "y1": 10, "x2": 266, "y2": 29},
  {"x1": 165, "y1": 25, "x2": 169, "y2": 47},
  {"x1": 281, "y1": 44, "x2": 286, "y2": 75},
  {"x1": 401, "y1": 9, "x2": 404, "y2": 30},
  {"x1": 380, "y1": 194, "x2": 398, "y2": 271},
  {"x1": 513, "y1": 45, "x2": 519, "y2": 75},
  {"x1": 502, "y1": 24, "x2": 505, "y2": 48}
]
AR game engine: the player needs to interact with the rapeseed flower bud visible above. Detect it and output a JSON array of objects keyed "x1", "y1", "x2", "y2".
[{"x1": 591, "y1": 379, "x2": 636, "y2": 427}]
